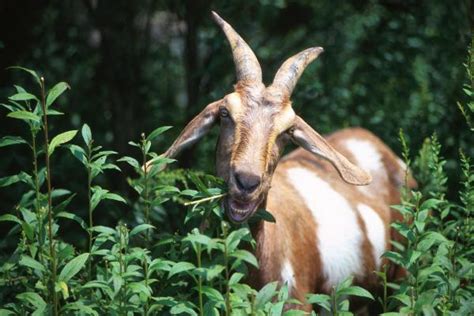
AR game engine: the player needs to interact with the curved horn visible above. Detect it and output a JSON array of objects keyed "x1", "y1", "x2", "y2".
[
  {"x1": 212, "y1": 11, "x2": 262, "y2": 83},
  {"x1": 271, "y1": 47, "x2": 324, "y2": 97}
]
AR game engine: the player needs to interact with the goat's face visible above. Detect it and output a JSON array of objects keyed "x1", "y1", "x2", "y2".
[
  {"x1": 216, "y1": 86, "x2": 296, "y2": 222},
  {"x1": 153, "y1": 12, "x2": 372, "y2": 223}
]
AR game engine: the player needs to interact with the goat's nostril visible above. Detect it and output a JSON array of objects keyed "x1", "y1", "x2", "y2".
[{"x1": 234, "y1": 171, "x2": 261, "y2": 193}]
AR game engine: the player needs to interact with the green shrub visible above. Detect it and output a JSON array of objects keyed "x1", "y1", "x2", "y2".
[{"x1": 0, "y1": 43, "x2": 472, "y2": 315}]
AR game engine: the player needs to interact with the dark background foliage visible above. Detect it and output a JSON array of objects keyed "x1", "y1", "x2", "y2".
[{"x1": 1, "y1": 0, "x2": 472, "y2": 226}]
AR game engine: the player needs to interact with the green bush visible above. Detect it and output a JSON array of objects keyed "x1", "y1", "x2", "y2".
[{"x1": 0, "y1": 38, "x2": 472, "y2": 315}]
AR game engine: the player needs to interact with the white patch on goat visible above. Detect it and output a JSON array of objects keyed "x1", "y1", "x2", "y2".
[
  {"x1": 281, "y1": 260, "x2": 296, "y2": 294},
  {"x1": 287, "y1": 167, "x2": 364, "y2": 289},
  {"x1": 345, "y1": 139, "x2": 386, "y2": 196},
  {"x1": 357, "y1": 204, "x2": 386, "y2": 269}
]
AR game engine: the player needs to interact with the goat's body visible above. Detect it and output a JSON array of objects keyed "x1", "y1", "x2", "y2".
[{"x1": 252, "y1": 128, "x2": 413, "y2": 310}]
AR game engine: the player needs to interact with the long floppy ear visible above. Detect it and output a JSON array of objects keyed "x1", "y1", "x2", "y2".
[
  {"x1": 144, "y1": 100, "x2": 221, "y2": 170},
  {"x1": 290, "y1": 116, "x2": 372, "y2": 185}
]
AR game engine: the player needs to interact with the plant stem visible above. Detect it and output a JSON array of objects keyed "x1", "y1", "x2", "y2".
[
  {"x1": 184, "y1": 193, "x2": 227, "y2": 206},
  {"x1": 40, "y1": 76, "x2": 59, "y2": 316},
  {"x1": 197, "y1": 244, "x2": 204, "y2": 316},
  {"x1": 222, "y1": 224, "x2": 231, "y2": 316},
  {"x1": 31, "y1": 133, "x2": 44, "y2": 257},
  {"x1": 86, "y1": 141, "x2": 93, "y2": 280},
  {"x1": 331, "y1": 286, "x2": 338, "y2": 316},
  {"x1": 118, "y1": 224, "x2": 127, "y2": 314},
  {"x1": 143, "y1": 257, "x2": 149, "y2": 316},
  {"x1": 142, "y1": 138, "x2": 150, "y2": 243}
]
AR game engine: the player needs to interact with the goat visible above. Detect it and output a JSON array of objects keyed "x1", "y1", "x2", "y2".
[{"x1": 147, "y1": 12, "x2": 416, "y2": 312}]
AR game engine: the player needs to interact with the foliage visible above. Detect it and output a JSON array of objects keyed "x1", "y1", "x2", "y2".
[
  {"x1": 375, "y1": 42, "x2": 474, "y2": 314},
  {"x1": 0, "y1": 13, "x2": 472, "y2": 315}
]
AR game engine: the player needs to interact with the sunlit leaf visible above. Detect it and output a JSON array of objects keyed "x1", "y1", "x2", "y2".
[
  {"x1": 81, "y1": 123, "x2": 92, "y2": 145},
  {"x1": 0, "y1": 136, "x2": 27, "y2": 148},
  {"x1": 8, "y1": 92, "x2": 37, "y2": 102},
  {"x1": 168, "y1": 262, "x2": 195, "y2": 278},
  {"x1": 16, "y1": 292, "x2": 46, "y2": 313},
  {"x1": 147, "y1": 126, "x2": 172, "y2": 142},
  {"x1": 49, "y1": 130, "x2": 77, "y2": 156},
  {"x1": 46, "y1": 82, "x2": 70, "y2": 107},
  {"x1": 255, "y1": 281, "x2": 278, "y2": 309},
  {"x1": 337, "y1": 286, "x2": 374, "y2": 300},
  {"x1": 58, "y1": 253, "x2": 89, "y2": 282},
  {"x1": 19, "y1": 255, "x2": 46, "y2": 272},
  {"x1": 7, "y1": 110, "x2": 40, "y2": 122},
  {"x1": 130, "y1": 223, "x2": 155, "y2": 237}
]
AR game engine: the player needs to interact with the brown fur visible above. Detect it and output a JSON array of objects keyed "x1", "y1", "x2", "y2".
[{"x1": 251, "y1": 128, "x2": 416, "y2": 311}]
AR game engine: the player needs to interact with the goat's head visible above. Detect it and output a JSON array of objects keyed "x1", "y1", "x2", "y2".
[{"x1": 159, "y1": 12, "x2": 371, "y2": 223}]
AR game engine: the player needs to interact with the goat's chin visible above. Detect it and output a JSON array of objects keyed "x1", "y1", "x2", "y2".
[{"x1": 224, "y1": 197, "x2": 260, "y2": 223}]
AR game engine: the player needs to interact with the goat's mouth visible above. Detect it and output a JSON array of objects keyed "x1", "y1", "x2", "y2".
[{"x1": 224, "y1": 197, "x2": 261, "y2": 223}]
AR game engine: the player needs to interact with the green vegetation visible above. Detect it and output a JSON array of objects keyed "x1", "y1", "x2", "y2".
[
  {"x1": 0, "y1": 49, "x2": 472, "y2": 313},
  {"x1": 0, "y1": 1, "x2": 472, "y2": 315}
]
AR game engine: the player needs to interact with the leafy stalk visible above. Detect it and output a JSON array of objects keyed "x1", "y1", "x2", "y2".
[
  {"x1": 222, "y1": 223, "x2": 231, "y2": 316},
  {"x1": 40, "y1": 76, "x2": 59, "y2": 316},
  {"x1": 141, "y1": 133, "x2": 151, "y2": 242},
  {"x1": 196, "y1": 243, "x2": 204, "y2": 316},
  {"x1": 86, "y1": 139, "x2": 93, "y2": 279}
]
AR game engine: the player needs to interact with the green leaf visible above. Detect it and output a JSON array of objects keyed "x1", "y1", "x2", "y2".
[
  {"x1": 252, "y1": 208, "x2": 276, "y2": 223},
  {"x1": 0, "y1": 136, "x2": 27, "y2": 148},
  {"x1": 200, "y1": 286, "x2": 225, "y2": 303},
  {"x1": 7, "y1": 110, "x2": 40, "y2": 122},
  {"x1": 170, "y1": 303, "x2": 198, "y2": 316},
  {"x1": 229, "y1": 272, "x2": 245, "y2": 285},
  {"x1": 147, "y1": 126, "x2": 172, "y2": 141},
  {"x1": 56, "y1": 211, "x2": 88, "y2": 231},
  {"x1": 0, "y1": 214, "x2": 22, "y2": 225},
  {"x1": 0, "y1": 172, "x2": 31, "y2": 188},
  {"x1": 337, "y1": 286, "x2": 374, "y2": 300},
  {"x1": 8, "y1": 66, "x2": 41, "y2": 85},
  {"x1": 19, "y1": 255, "x2": 46, "y2": 272},
  {"x1": 16, "y1": 292, "x2": 46, "y2": 312},
  {"x1": 270, "y1": 301, "x2": 285, "y2": 316},
  {"x1": 117, "y1": 156, "x2": 140, "y2": 169},
  {"x1": 104, "y1": 192, "x2": 127, "y2": 204},
  {"x1": 81, "y1": 280, "x2": 110, "y2": 291},
  {"x1": 255, "y1": 281, "x2": 278, "y2": 309},
  {"x1": 61, "y1": 302, "x2": 99, "y2": 316},
  {"x1": 8, "y1": 92, "x2": 38, "y2": 102},
  {"x1": 49, "y1": 130, "x2": 77, "y2": 156},
  {"x1": 130, "y1": 223, "x2": 155, "y2": 237},
  {"x1": 168, "y1": 262, "x2": 195, "y2": 278},
  {"x1": 46, "y1": 82, "x2": 70, "y2": 107},
  {"x1": 91, "y1": 225, "x2": 116, "y2": 235},
  {"x1": 226, "y1": 228, "x2": 250, "y2": 252},
  {"x1": 68, "y1": 144, "x2": 87, "y2": 165},
  {"x1": 230, "y1": 249, "x2": 259, "y2": 268},
  {"x1": 306, "y1": 294, "x2": 331, "y2": 311},
  {"x1": 0, "y1": 309, "x2": 15, "y2": 315},
  {"x1": 58, "y1": 253, "x2": 89, "y2": 282},
  {"x1": 81, "y1": 123, "x2": 92, "y2": 145}
]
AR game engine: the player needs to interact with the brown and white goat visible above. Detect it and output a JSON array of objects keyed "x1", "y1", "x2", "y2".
[{"x1": 148, "y1": 12, "x2": 415, "y2": 311}]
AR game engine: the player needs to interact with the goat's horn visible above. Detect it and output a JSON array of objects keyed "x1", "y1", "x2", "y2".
[
  {"x1": 271, "y1": 47, "x2": 324, "y2": 97},
  {"x1": 212, "y1": 11, "x2": 262, "y2": 83}
]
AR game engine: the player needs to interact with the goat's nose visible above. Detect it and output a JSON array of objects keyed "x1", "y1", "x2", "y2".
[{"x1": 234, "y1": 171, "x2": 261, "y2": 193}]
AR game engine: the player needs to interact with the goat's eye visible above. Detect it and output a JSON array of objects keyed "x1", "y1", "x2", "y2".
[{"x1": 219, "y1": 107, "x2": 229, "y2": 118}]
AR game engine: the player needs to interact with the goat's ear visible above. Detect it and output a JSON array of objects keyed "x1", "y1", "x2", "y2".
[
  {"x1": 164, "y1": 100, "x2": 221, "y2": 158},
  {"x1": 290, "y1": 116, "x2": 372, "y2": 185},
  {"x1": 144, "y1": 100, "x2": 221, "y2": 171}
]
